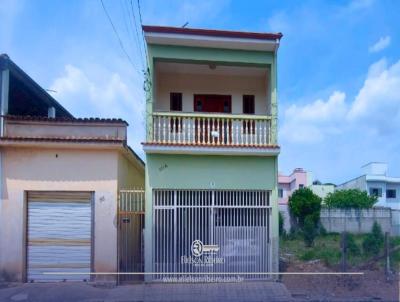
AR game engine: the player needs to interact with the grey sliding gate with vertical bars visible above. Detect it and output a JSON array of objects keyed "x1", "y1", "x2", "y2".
[
  {"x1": 118, "y1": 189, "x2": 145, "y2": 283},
  {"x1": 153, "y1": 189, "x2": 272, "y2": 280}
]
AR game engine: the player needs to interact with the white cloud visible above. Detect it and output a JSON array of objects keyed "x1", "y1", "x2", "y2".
[
  {"x1": 280, "y1": 91, "x2": 347, "y2": 143},
  {"x1": 51, "y1": 64, "x2": 142, "y2": 117},
  {"x1": 369, "y1": 36, "x2": 391, "y2": 53},
  {"x1": 50, "y1": 64, "x2": 145, "y2": 152},
  {"x1": 281, "y1": 57, "x2": 400, "y2": 144},
  {"x1": 347, "y1": 58, "x2": 400, "y2": 132}
]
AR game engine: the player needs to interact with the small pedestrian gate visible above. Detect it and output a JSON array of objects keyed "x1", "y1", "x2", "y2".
[
  {"x1": 153, "y1": 190, "x2": 272, "y2": 280},
  {"x1": 118, "y1": 189, "x2": 145, "y2": 283}
]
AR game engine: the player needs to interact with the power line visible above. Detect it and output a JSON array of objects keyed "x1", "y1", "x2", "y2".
[
  {"x1": 137, "y1": 0, "x2": 149, "y2": 69},
  {"x1": 119, "y1": 0, "x2": 135, "y2": 49},
  {"x1": 129, "y1": 0, "x2": 145, "y2": 70},
  {"x1": 100, "y1": 0, "x2": 141, "y2": 75},
  {"x1": 120, "y1": 0, "x2": 145, "y2": 70}
]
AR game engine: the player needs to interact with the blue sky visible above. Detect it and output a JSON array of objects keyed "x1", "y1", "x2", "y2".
[{"x1": 1, "y1": 0, "x2": 400, "y2": 184}]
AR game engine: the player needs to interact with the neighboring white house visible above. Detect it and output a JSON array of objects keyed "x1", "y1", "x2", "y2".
[{"x1": 337, "y1": 162, "x2": 400, "y2": 210}]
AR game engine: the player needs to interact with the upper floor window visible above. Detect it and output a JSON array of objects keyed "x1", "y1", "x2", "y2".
[
  {"x1": 278, "y1": 189, "x2": 283, "y2": 198},
  {"x1": 369, "y1": 187, "x2": 382, "y2": 197},
  {"x1": 387, "y1": 189, "x2": 396, "y2": 198},
  {"x1": 299, "y1": 184, "x2": 304, "y2": 189},
  {"x1": 170, "y1": 92, "x2": 182, "y2": 111},
  {"x1": 243, "y1": 95, "x2": 255, "y2": 114}
]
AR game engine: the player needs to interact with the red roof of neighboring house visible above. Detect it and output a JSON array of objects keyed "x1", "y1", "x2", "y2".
[
  {"x1": 4, "y1": 115, "x2": 129, "y2": 126},
  {"x1": 142, "y1": 25, "x2": 283, "y2": 41}
]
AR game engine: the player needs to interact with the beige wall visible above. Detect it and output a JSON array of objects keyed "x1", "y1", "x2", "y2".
[
  {"x1": 5, "y1": 120, "x2": 127, "y2": 140},
  {"x1": 155, "y1": 71, "x2": 270, "y2": 115},
  {"x1": 0, "y1": 146, "x2": 143, "y2": 282},
  {"x1": 117, "y1": 153, "x2": 145, "y2": 190}
]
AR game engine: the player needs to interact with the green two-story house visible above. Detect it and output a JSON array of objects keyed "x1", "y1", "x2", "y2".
[{"x1": 142, "y1": 25, "x2": 282, "y2": 280}]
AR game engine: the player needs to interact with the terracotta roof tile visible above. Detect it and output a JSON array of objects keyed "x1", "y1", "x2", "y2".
[
  {"x1": 0, "y1": 136, "x2": 125, "y2": 144},
  {"x1": 4, "y1": 115, "x2": 129, "y2": 125}
]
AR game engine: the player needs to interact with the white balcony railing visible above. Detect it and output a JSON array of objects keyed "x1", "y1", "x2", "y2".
[{"x1": 151, "y1": 112, "x2": 272, "y2": 147}]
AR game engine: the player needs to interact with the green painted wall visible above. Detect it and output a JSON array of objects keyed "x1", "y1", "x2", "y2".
[
  {"x1": 146, "y1": 153, "x2": 277, "y2": 190},
  {"x1": 149, "y1": 44, "x2": 274, "y2": 66}
]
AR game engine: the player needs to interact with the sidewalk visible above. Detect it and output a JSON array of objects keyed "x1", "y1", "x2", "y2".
[{"x1": 0, "y1": 281, "x2": 293, "y2": 302}]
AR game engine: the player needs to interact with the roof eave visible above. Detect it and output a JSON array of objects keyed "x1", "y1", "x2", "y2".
[{"x1": 142, "y1": 25, "x2": 283, "y2": 41}]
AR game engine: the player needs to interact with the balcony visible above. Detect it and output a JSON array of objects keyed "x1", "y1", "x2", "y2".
[
  {"x1": 150, "y1": 112, "x2": 272, "y2": 147},
  {"x1": 144, "y1": 61, "x2": 278, "y2": 154}
]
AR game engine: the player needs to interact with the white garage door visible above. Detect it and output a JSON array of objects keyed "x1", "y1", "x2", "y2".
[{"x1": 27, "y1": 191, "x2": 92, "y2": 282}]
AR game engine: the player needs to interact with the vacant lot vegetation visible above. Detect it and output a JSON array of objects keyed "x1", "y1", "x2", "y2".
[{"x1": 280, "y1": 233, "x2": 400, "y2": 269}]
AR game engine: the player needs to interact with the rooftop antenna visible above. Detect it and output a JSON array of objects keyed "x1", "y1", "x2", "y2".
[{"x1": 182, "y1": 22, "x2": 189, "y2": 28}]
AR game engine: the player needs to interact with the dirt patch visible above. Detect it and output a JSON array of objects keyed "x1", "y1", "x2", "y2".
[{"x1": 282, "y1": 260, "x2": 399, "y2": 301}]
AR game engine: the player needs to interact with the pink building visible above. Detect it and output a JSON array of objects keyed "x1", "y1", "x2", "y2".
[{"x1": 278, "y1": 168, "x2": 310, "y2": 205}]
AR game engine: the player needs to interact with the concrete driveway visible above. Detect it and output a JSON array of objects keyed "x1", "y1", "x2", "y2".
[{"x1": 0, "y1": 281, "x2": 293, "y2": 302}]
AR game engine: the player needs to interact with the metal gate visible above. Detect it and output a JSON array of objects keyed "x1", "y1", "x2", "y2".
[
  {"x1": 153, "y1": 190, "x2": 271, "y2": 280},
  {"x1": 118, "y1": 189, "x2": 145, "y2": 283}
]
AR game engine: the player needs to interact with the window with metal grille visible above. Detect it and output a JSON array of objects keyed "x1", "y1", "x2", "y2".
[
  {"x1": 370, "y1": 187, "x2": 382, "y2": 197},
  {"x1": 387, "y1": 189, "x2": 396, "y2": 198}
]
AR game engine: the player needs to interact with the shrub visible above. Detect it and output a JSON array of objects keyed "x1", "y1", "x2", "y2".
[
  {"x1": 288, "y1": 188, "x2": 322, "y2": 228},
  {"x1": 300, "y1": 250, "x2": 316, "y2": 261},
  {"x1": 320, "y1": 249, "x2": 341, "y2": 266},
  {"x1": 303, "y1": 215, "x2": 318, "y2": 247},
  {"x1": 362, "y1": 222, "x2": 384, "y2": 256},
  {"x1": 319, "y1": 224, "x2": 328, "y2": 236},
  {"x1": 288, "y1": 227, "x2": 301, "y2": 240},
  {"x1": 346, "y1": 234, "x2": 361, "y2": 256},
  {"x1": 324, "y1": 189, "x2": 377, "y2": 209}
]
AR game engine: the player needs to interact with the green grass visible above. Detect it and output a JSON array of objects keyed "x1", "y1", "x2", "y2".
[{"x1": 280, "y1": 233, "x2": 400, "y2": 269}]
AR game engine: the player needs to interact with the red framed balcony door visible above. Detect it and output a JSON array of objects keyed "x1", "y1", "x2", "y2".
[{"x1": 193, "y1": 95, "x2": 232, "y2": 144}]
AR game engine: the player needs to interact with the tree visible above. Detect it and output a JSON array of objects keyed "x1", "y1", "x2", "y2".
[
  {"x1": 362, "y1": 222, "x2": 384, "y2": 256},
  {"x1": 303, "y1": 215, "x2": 317, "y2": 247},
  {"x1": 288, "y1": 187, "x2": 322, "y2": 227},
  {"x1": 324, "y1": 189, "x2": 377, "y2": 209},
  {"x1": 288, "y1": 188, "x2": 322, "y2": 246}
]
